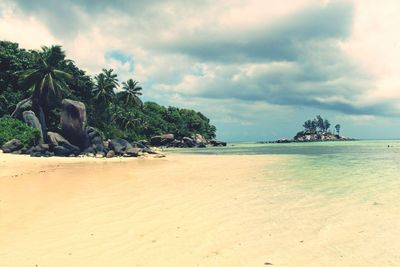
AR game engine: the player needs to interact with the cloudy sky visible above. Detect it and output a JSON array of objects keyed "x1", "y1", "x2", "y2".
[{"x1": 1, "y1": 0, "x2": 400, "y2": 141}]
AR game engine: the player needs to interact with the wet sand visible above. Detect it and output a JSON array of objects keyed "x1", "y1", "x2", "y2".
[{"x1": 1, "y1": 152, "x2": 400, "y2": 266}]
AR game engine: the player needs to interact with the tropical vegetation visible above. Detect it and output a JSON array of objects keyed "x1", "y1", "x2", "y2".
[
  {"x1": 0, "y1": 41, "x2": 216, "y2": 141},
  {"x1": 0, "y1": 116, "x2": 40, "y2": 146},
  {"x1": 301, "y1": 115, "x2": 337, "y2": 134},
  {"x1": 294, "y1": 115, "x2": 342, "y2": 141}
]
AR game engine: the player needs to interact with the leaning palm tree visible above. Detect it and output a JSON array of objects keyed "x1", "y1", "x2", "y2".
[
  {"x1": 119, "y1": 79, "x2": 143, "y2": 107},
  {"x1": 11, "y1": 46, "x2": 72, "y2": 137}
]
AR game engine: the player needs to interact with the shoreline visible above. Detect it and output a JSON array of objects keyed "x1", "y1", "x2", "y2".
[{"x1": 1, "y1": 153, "x2": 400, "y2": 266}]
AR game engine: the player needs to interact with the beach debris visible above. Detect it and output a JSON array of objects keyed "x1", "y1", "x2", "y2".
[{"x1": 264, "y1": 262, "x2": 273, "y2": 265}]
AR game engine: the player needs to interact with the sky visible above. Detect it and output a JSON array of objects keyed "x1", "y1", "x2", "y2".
[{"x1": 1, "y1": 0, "x2": 400, "y2": 141}]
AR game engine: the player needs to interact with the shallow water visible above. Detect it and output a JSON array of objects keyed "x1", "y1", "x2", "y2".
[{"x1": 168, "y1": 140, "x2": 400, "y2": 199}]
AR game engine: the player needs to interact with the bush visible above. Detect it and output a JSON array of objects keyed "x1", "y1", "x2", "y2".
[{"x1": 0, "y1": 116, "x2": 41, "y2": 147}]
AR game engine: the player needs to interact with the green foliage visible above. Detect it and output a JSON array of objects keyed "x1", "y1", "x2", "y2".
[
  {"x1": 18, "y1": 46, "x2": 72, "y2": 107},
  {"x1": 0, "y1": 116, "x2": 40, "y2": 147},
  {"x1": 335, "y1": 124, "x2": 341, "y2": 135},
  {"x1": 302, "y1": 115, "x2": 332, "y2": 133},
  {"x1": 0, "y1": 41, "x2": 217, "y2": 143},
  {"x1": 118, "y1": 79, "x2": 142, "y2": 107},
  {"x1": 0, "y1": 41, "x2": 33, "y2": 115}
]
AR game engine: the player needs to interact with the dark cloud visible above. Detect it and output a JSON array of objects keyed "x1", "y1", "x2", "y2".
[
  {"x1": 160, "y1": 1, "x2": 353, "y2": 62},
  {"x1": 150, "y1": 1, "x2": 398, "y2": 117},
  {"x1": 9, "y1": 0, "x2": 399, "y2": 119},
  {"x1": 12, "y1": 0, "x2": 207, "y2": 38}
]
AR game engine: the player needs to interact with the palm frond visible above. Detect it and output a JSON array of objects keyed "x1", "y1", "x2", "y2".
[{"x1": 53, "y1": 69, "x2": 73, "y2": 81}]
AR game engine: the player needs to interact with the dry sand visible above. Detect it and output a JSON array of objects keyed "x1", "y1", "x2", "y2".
[{"x1": 1, "y1": 152, "x2": 400, "y2": 266}]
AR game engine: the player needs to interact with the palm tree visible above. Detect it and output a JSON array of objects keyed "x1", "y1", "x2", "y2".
[
  {"x1": 93, "y1": 69, "x2": 119, "y2": 105},
  {"x1": 92, "y1": 69, "x2": 119, "y2": 128},
  {"x1": 112, "y1": 107, "x2": 140, "y2": 130},
  {"x1": 11, "y1": 46, "x2": 72, "y2": 138},
  {"x1": 119, "y1": 79, "x2": 143, "y2": 107},
  {"x1": 335, "y1": 124, "x2": 341, "y2": 135}
]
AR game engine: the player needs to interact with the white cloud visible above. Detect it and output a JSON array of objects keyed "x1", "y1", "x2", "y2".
[
  {"x1": 0, "y1": 4, "x2": 59, "y2": 49},
  {"x1": 2, "y1": 0, "x2": 400, "y2": 139},
  {"x1": 341, "y1": 0, "x2": 400, "y2": 101}
]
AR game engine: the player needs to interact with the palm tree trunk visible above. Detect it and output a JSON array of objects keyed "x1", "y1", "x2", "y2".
[
  {"x1": 37, "y1": 105, "x2": 48, "y2": 143},
  {"x1": 10, "y1": 96, "x2": 33, "y2": 118}
]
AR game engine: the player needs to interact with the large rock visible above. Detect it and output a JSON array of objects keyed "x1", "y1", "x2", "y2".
[
  {"x1": 161, "y1": 133, "x2": 174, "y2": 141},
  {"x1": 109, "y1": 138, "x2": 134, "y2": 155},
  {"x1": 131, "y1": 141, "x2": 147, "y2": 149},
  {"x1": 138, "y1": 140, "x2": 149, "y2": 147},
  {"x1": 106, "y1": 150, "x2": 115, "y2": 158},
  {"x1": 53, "y1": 145, "x2": 72, "y2": 157},
  {"x1": 47, "y1": 131, "x2": 80, "y2": 155},
  {"x1": 26, "y1": 144, "x2": 50, "y2": 157},
  {"x1": 209, "y1": 140, "x2": 227, "y2": 147},
  {"x1": 1, "y1": 139, "x2": 23, "y2": 153},
  {"x1": 167, "y1": 139, "x2": 183, "y2": 148},
  {"x1": 22, "y1": 110, "x2": 44, "y2": 142},
  {"x1": 86, "y1": 126, "x2": 105, "y2": 152},
  {"x1": 150, "y1": 134, "x2": 175, "y2": 146},
  {"x1": 150, "y1": 136, "x2": 162, "y2": 146},
  {"x1": 182, "y1": 137, "x2": 196, "y2": 147},
  {"x1": 125, "y1": 147, "x2": 141, "y2": 157},
  {"x1": 192, "y1": 134, "x2": 207, "y2": 146},
  {"x1": 60, "y1": 99, "x2": 88, "y2": 149}
]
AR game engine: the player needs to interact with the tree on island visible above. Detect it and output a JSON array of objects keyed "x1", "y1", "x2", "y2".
[
  {"x1": 302, "y1": 115, "x2": 331, "y2": 133},
  {"x1": 335, "y1": 124, "x2": 341, "y2": 135},
  {"x1": 302, "y1": 119, "x2": 317, "y2": 132},
  {"x1": 301, "y1": 115, "x2": 335, "y2": 133},
  {"x1": 323, "y1": 119, "x2": 331, "y2": 132},
  {"x1": 295, "y1": 116, "x2": 344, "y2": 141},
  {"x1": 315, "y1": 115, "x2": 324, "y2": 132}
]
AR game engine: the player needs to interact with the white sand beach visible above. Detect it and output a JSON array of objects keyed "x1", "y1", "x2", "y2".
[{"x1": 1, "y1": 152, "x2": 400, "y2": 267}]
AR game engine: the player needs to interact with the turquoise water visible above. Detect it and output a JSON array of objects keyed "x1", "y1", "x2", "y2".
[{"x1": 169, "y1": 140, "x2": 400, "y2": 198}]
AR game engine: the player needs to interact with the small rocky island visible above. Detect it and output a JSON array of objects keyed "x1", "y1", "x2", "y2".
[{"x1": 261, "y1": 115, "x2": 354, "y2": 143}]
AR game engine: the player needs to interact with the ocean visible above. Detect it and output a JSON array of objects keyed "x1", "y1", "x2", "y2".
[{"x1": 168, "y1": 140, "x2": 400, "y2": 198}]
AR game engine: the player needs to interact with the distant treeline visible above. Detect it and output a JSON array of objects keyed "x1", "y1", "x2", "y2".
[{"x1": 0, "y1": 41, "x2": 216, "y2": 141}]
